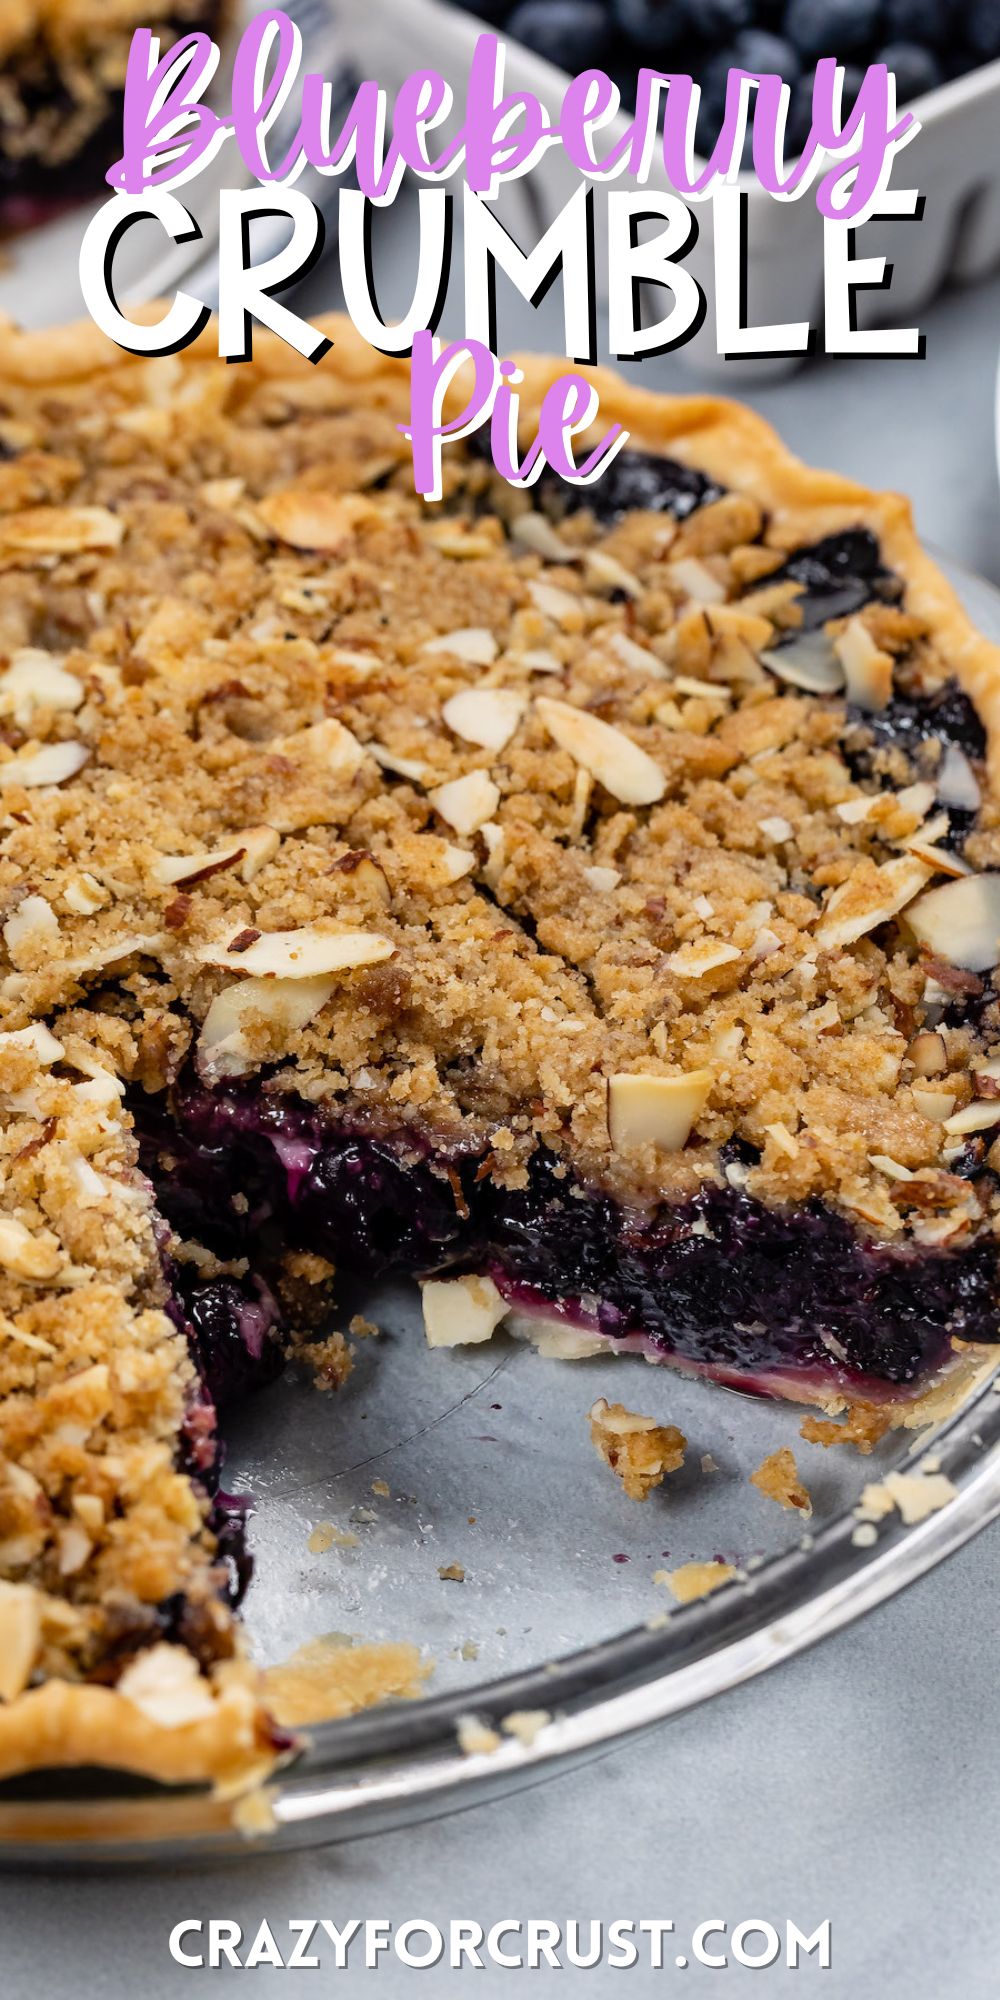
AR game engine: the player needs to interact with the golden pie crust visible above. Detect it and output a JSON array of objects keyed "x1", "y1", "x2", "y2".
[{"x1": 0, "y1": 312, "x2": 997, "y2": 1793}]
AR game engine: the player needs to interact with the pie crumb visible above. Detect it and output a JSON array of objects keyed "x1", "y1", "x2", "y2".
[
  {"x1": 438, "y1": 1562, "x2": 465, "y2": 1582},
  {"x1": 289, "y1": 1328, "x2": 354, "y2": 1392},
  {"x1": 501, "y1": 1708, "x2": 551, "y2": 1747},
  {"x1": 262, "y1": 1636, "x2": 429, "y2": 1726},
  {"x1": 232, "y1": 1787, "x2": 278, "y2": 1839},
  {"x1": 588, "y1": 1398, "x2": 686, "y2": 1500},
  {"x1": 750, "y1": 1446, "x2": 813, "y2": 1517},
  {"x1": 371, "y1": 1478, "x2": 390, "y2": 1498},
  {"x1": 857, "y1": 1469, "x2": 958, "y2": 1526},
  {"x1": 308, "y1": 1522, "x2": 359, "y2": 1554},
  {"x1": 655, "y1": 1560, "x2": 737, "y2": 1603},
  {"x1": 456, "y1": 1714, "x2": 502, "y2": 1756},
  {"x1": 800, "y1": 1406, "x2": 891, "y2": 1455}
]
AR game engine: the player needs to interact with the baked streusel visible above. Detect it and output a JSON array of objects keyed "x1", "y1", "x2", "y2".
[{"x1": 0, "y1": 1, "x2": 228, "y2": 226}]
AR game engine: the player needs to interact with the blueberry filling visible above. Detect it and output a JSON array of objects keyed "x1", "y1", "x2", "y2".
[
  {"x1": 133, "y1": 1079, "x2": 999, "y2": 1406},
  {"x1": 848, "y1": 678, "x2": 987, "y2": 773},
  {"x1": 537, "y1": 446, "x2": 726, "y2": 524},
  {"x1": 765, "y1": 528, "x2": 902, "y2": 630}
]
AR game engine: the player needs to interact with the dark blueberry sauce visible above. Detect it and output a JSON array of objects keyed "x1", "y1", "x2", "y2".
[
  {"x1": 846, "y1": 678, "x2": 987, "y2": 781},
  {"x1": 538, "y1": 446, "x2": 726, "y2": 524},
  {"x1": 765, "y1": 528, "x2": 902, "y2": 630},
  {"x1": 133, "y1": 1080, "x2": 1000, "y2": 1405}
]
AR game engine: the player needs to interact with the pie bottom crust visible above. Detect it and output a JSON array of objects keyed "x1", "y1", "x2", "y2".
[{"x1": 0, "y1": 312, "x2": 998, "y2": 1794}]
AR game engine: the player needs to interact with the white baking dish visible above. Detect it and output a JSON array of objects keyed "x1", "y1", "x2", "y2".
[{"x1": 350, "y1": 0, "x2": 1000, "y2": 378}]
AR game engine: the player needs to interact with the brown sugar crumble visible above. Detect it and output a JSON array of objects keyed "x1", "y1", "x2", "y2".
[
  {"x1": 750, "y1": 1445, "x2": 813, "y2": 1517},
  {"x1": 588, "y1": 1397, "x2": 687, "y2": 1501}
]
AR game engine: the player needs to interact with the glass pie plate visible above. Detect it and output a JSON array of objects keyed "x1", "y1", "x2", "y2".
[{"x1": 4, "y1": 553, "x2": 1000, "y2": 1867}]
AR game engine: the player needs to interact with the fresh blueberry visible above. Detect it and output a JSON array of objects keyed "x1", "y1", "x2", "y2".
[
  {"x1": 722, "y1": 27, "x2": 803, "y2": 80},
  {"x1": 839, "y1": 61, "x2": 866, "y2": 110},
  {"x1": 783, "y1": 0, "x2": 883, "y2": 59},
  {"x1": 505, "y1": 0, "x2": 614, "y2": 68},
  {"x1": 883, "y1": 0, "x2": 948, "y2": 47},
  {"x1": 450, "y1": 0, "x2": 516, "y2": 20},
  {"x1": 876, "y1": 41, "x2": 943, "y2": 99},
  {"x1": 785, "y1": 72, "x2": 817, "y2": 150},
  {"x1": 966, "y1": 0, "x2": 1000, "y2": 58},
  {"x1": 615, "y1": 0, "x2": 751, "y2": 53},
  {"x1": 612, "y1": 0, "x2": 702, "y2": 57}
]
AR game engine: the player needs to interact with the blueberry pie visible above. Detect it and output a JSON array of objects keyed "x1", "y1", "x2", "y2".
[
  {"x1": 1, "y1": 314, "x2": 999, "y2": 1788},
  {"x1": 0, "y1": 2, "x2": 227, "y2": 232}
]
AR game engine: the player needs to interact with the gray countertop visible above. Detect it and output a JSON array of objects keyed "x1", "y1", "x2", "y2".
[{"x1": 5, "y1": 247, "x2": 1000, "y2": 1998}]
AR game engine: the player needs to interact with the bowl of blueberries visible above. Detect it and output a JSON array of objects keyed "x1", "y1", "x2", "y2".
[
  {"x1": 357, "y1": 0, "x2": 1000, "y2": 375},
  {"x1": 455, "y1": 0, "x2": 1000, "y2": 162}
]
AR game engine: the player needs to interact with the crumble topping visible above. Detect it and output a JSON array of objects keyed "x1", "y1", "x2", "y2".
[
  {"x1": 655, "y1": 1560, "x2": 738, "y2": 1602},
  {"x1": 588, "y1": 1397, "x2": 687, "y2": 1500},
  {"x1": 749, "y1": 1445, "x2": 813, "y2": 1516}
]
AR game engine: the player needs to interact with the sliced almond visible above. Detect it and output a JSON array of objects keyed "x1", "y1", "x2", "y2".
[
  {"x1": 0, "y1": 505, "x2": 122, "y2": 555},
  {"x1": 937, "y1": 743, "x2": 981, "y2": 813},
  {"x1": 605, "y1": 629, "x2": 669, "y2": 679},
  {"x1": 667, "y1": 556, "x2": 726, "y2": 605},
  {"x1": 673, "y1": 675, "x2": 732, "y2": 702},
  {"x1": 758, "y1": 815, "x2": 793, "y2": 843},
  {"x1": 765, "y1": 1120, "x2": 800, "y2": 1158},
  {"x1": 908, "y1": 1030, "x2": 947, "y2": 1076},
  {"x1": 63, "y1": 872, "x2": 105, "y2": 915},
  {"x1": 528, "y1": 579, "x2": 580, "y2": 625},
  {"x1": 151, "y1": 839, "x2": 245, "y2": 888},
  {"x1": 905, "y1": 841, "x2": 972, "y2": 879},
  {"x1": 118, "y1": 1643, "x2": 217, "y2": 1728},
  {"x1": 0, "y1": 1581, "x2": 41, "y2": 1701},
  {"x1": 255, "y1": 489, "x2": 376, "y2": 552},
  {"x1": 197, "y1": 926, "x2": 392, "y2": 978},
  {"x1": 760, "y1": 632, "x2": 845, "y2": 695},
  {"x1": 912, "y1": 1085, "x2": 956, "y2": 1121},
  {"x1": 584, "y1": 549, "x2": 641, "y2": 597},
  {"x1": 0, "y1": 741, "x2": 89, "y2": 789},
  {"x1": 480, "y1": 820, "x2": 505, "y2": 886},
  {"x1": 515, "y1": 647, "x2": 562, "y2": 675},
  {"x1": 607, "y1": 1069, "x2": 713, "y2": 1153},
  {"x1": 198, "y1": 974, "x2": 337, "y2": 1077},
  {"x1": 408, "y1": 839, "x2": 476, "y2": 889},
  {"x1": 943, "y1": 1100, "x2": 1000, "y2": 1136},
  {"x1": 666, "y1": 939, "x2": 741, "y2": 978},
  {"x1": 442, "y1": 687, "x2": 525, "y2": 753},
  {"x1": 535, "y1": 697, "x2": 664, "y2": 808},
  {"x1": 368, "y1": 743, "x2": 428, "y2": 783},
  {"x1": 152, "y1": 828, "x2": 278, "y2": 888},
  {"x1": 421, "y1": 627, "x2": 498, "y2": 666},
  {"x1": 428, "y1": 770, "x2": 500, "y2": 836},
  {"x1": 275, "y1": 717, "x2": 366, "y2": 780},
  {"x1": 834, "y1": 617, "x2": 894, "y2": 712},
  {"x1": 816, "y1": 855, "x2": 933, "y2": 950},
  {"x1": 421, "y1": 1273, "x2": 508, "y2": 1348},
  {"x1": 0, "y1": 1216, "x2": 63, "y2": 1282},
  {"x1": 3, "y1": 895, "x2": 58, "y2": 956},
  {"x1": 0, "y1": 648, "x2": 84, "y2": 723},
  {"x1": 0, "y1": 1023, "x2": 64, "y2": 1064},
  {"x1": 583, "y1": 864, "x2": 620, "y2": 892},
  {"x1": 906, "y1": 873, "x2": 1000, "y2": 972},
  {"x1": 509, "y1": 513, "x2": 573, "y2": 561}
]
